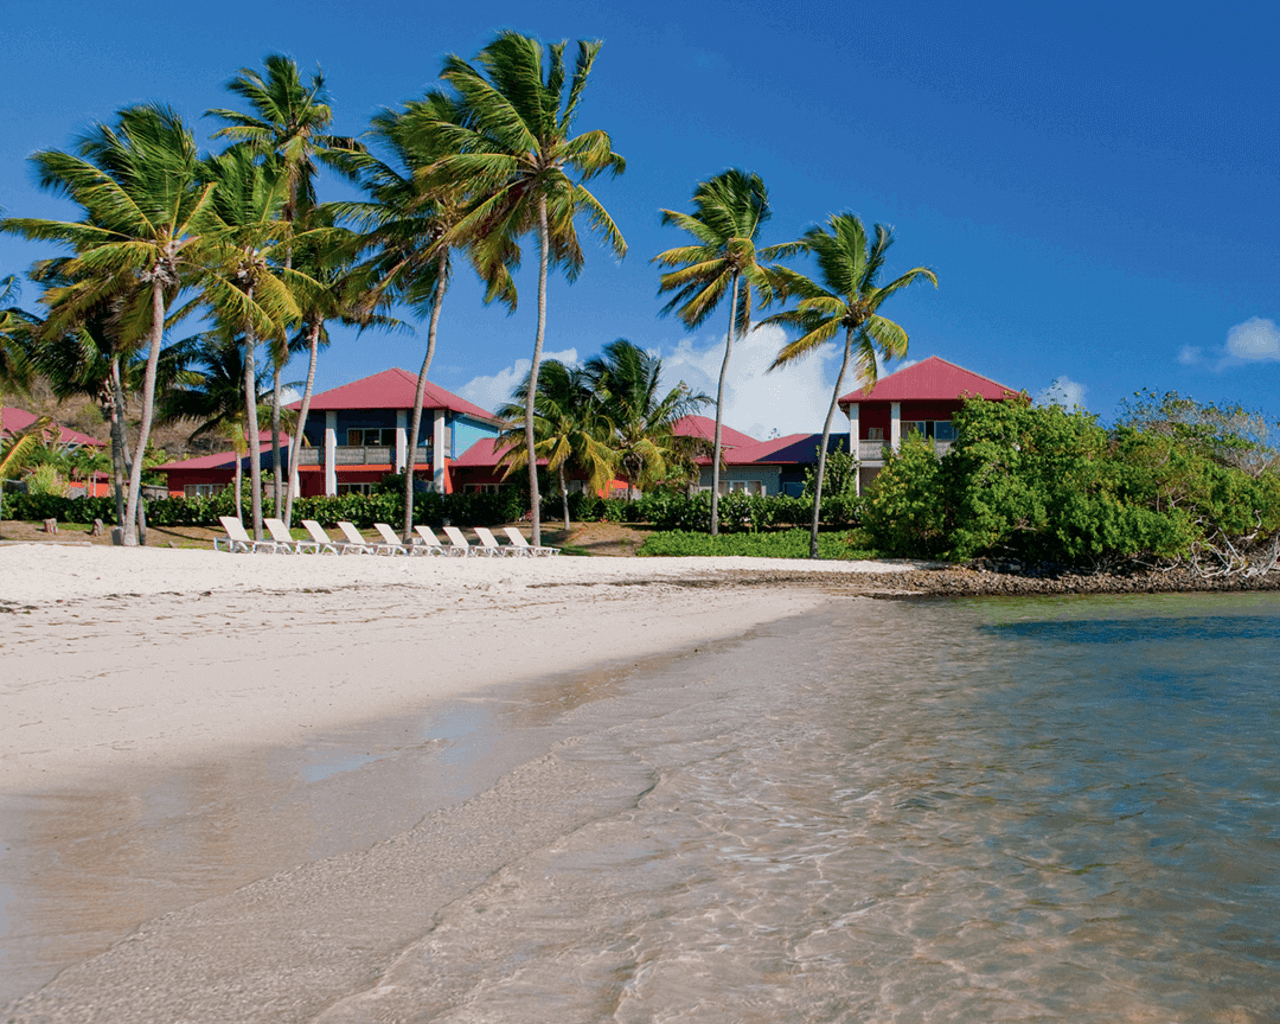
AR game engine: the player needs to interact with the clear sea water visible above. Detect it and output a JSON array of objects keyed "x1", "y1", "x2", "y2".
[{"x1": 5, "y1": 591, "x2": 1280, "y2": 1023}]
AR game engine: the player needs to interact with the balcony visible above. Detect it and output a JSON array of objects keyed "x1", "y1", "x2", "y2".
[
  {"x1": 294, "y1": 445, "x2": 433, "y2": 467},
  {"x1": 856, "y1": 439, "x2": 953, "y2": 462}
]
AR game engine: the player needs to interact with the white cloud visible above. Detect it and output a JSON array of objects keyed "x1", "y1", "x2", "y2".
[
  {"x1": 456, "y1": 328, "x2": 920, "y2": 439},
  {"x1": 1034, "y1": 376, "x2": 1088, "y2": 410},
  {"x1": 659, "y1": 324, "x2": 838, "y2": 439},
  {"x1": 457, "y1": 348, "x2": 579, "y2": 415},
  {"x1": 1224, "y1": 316, "x2": 1280, "y2": 362},
  {"x1": 1177, "y1": 345, "x2": 1203, "y2": 366}
]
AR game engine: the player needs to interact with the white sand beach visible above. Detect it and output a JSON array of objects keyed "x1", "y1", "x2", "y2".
[
  {"x1": 0, "y1": 543, "x2": 917, "y2": 795},
  {"x1": 0, "y1": 543, "x2": 929, "y2": 1016}
]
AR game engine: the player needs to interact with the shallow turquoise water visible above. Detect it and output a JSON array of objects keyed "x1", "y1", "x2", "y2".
[
  {"x1": 307, "y1": 592, "x2": 1280, "y2": 1022},
  {"x1": 7, "y1": 591, "x2": 1279, "y2": 1023}
]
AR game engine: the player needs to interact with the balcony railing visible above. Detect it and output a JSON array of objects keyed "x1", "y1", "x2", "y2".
[
  {"x1": 294, "y1": 444, "x2": 434, "y2": 467},
  {"x1": 856, "y1": 439, "x2": 953, "y2": 462}
]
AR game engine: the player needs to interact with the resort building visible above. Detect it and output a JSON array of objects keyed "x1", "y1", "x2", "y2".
[
  {"x1": 2, "y1": 406, "x2": 111, "y2": 497},
  {"x1": 286, "y1": 369, "x2": 501, "y2": 497},
  {"x1": 686, "y1": 357, "x2": 1020, "y2": 496},
  {"x1": 156, "y1": 369, "x2": 502, "y2": 498},
  {"x1": 839, "y1": 356, "x2": 1019, "y2": 492},
  {"x1": 1, "y1": 406, "x2": 103, "y2": 452},
  {"x1": 155, "y1": 356, "x2": 1021, "y2": 500}
]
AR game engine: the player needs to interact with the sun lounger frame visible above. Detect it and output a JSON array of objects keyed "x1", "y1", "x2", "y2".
[
  {"x1": 502, "y1": 526, "x2": 560, "y2": 557},
  {"x1": 412, "y1": 525, "x2": 457, "y2": 557}
]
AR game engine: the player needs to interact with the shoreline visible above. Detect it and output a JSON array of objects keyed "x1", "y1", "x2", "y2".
[
  {"x1": 3, "y1": 543, "x2": 1273, "y2": 794},
  {"x1": 1, "y1": 544, "x2": 884, "y2": 795}
]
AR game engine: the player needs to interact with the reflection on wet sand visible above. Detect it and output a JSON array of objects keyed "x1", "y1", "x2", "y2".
[{"x1": 0, "y1": 633, "x2": 719, "y2": 1007}]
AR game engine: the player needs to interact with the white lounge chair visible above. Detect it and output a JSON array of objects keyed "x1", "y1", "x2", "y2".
[
  {"x1": 373, "y1": 522, "x2": 419, "y2": 555},
  {"x1": 264, "y1": 517, "x2": 316, "y2": 554},
  {"x1": 301, "y1": 520, "x2": 347, "y2": 555},
  {"x1": 336, "y1": 521, "x2": 387, "y2": 555},
  {"x1": 413, "y1": 525, "x2": 457, "y2": 557},
  {"x1": 442, "y1": 525, "x2": 489, "y2": 557},
  {"x1": 474, "y1": 526, "x2": 520, "y2": 557},
  {"x1": 503, "y1": 526, "x2": 560, "y2": 556},
  {"x1": 216, "y1": 515, "x2": 286, "y2": 554}
]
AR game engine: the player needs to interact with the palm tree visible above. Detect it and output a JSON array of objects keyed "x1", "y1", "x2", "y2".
[
  {"x1": 0, "y1": 264, "x2": 39, "y2": 539},
  {"x1": 584, "y1": 338, "x2": 711, "y2": 501},
  {"x1": 2, "y1": 104, "x2": 218, "y2": 545},
  {"x1": 199, "y1": 146, "x2": 310, "y2": 538},
  {"x1": 653, "y1": 170, "x2": 795, "y2": 535},
  {"x1": 419, "y1": 31, "x2": 627, "y2": 547},
  {"x1": 337, "y1": 98, "x2": 514, "y2": 540},
  {"x1": 764, "y1": 214, "x2": 937, "y2": 558},
  {"x1": 278, "y1": 215, "x2": 387, "y2": 530},
  {"x1": 158, "y1": 330, "x2": 281, "y2": 519},
  {"x1": 1, "y1": 269, "x2": 38, "y2": 393},
  {"x1": 207, "y1": 54, "x2": 362, "y2": 515},
  {"x1": 28, "y1": 267, "x2": 198, "y2": 527},
  {"x1": 495, "y1": 359, "x2": 615, "y2": 528}
]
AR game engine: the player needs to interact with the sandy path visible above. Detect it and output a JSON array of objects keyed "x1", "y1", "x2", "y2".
[{"x1": 0, "y1": 545, "x2": 915, "y2": 793}]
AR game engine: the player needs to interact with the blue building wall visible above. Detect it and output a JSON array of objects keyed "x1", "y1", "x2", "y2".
[{"x1": 450, "y1": 414, "x2": 500, "y2": 459}]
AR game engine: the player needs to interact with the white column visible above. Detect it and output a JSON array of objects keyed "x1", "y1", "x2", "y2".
[
  {"x1": 432, "y1": 410, "x2": 446, "y2": 493},
  {"x1": 890, "y1": 402, "x2": 901, "y2": 452},
  {"x1": 395, "y1": 410, "x2": 407, "y2": 472},
  {"x1": 324, "y1": 411, "x2": 337, "y2": 497},
  {"x1": 849, "y1": 404, "x2": 861, "y2": 496}
]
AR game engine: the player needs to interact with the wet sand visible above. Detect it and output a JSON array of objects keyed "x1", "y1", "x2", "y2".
[{"x1": 0, "y1": 544, "x2": 912, "y2": 1016}]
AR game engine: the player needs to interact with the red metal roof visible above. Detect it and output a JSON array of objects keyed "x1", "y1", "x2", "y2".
[
  {"x1": 156, "y1": 439, "x2": 289, "y2": 472},
  {"x1": 452, "y1": 437, "x2": 548, "y2": 469},
  {"x1": 723, "y1": 433, "x2": 826, "y2": 465},
  {"x1": 838, "y1": 356, "x2": 1019, "y2": 406},
  {"x1": 672, "y1": 415, "x2": 758, "y2": 449},
  {"x1": 288, "y1": 368, "x2": 499, "y2": 422},
  {"x1": 1, "y1": 406, "x2": 104, "y2": 448}
]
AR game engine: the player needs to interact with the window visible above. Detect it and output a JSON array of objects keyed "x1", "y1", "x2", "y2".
[
  {"x1": 346, "y1": 428, "x2": 396, "y2": 446},
  {"x1": 184, "y1": 483, "x2": 221, "y2": 498},
  {"x1": 866, "y1": 427, "x2": 885, "y2": 440},
  {"x1": 718, "y1": 480, "x2": 765, "y2": 495},
  {"x1": 336, "y1": 482, "x2": 372, "y2": 495},
  {"x1": 900, "y1": 420, "x2": 956, "y2": 441},
  {"x1": 464, "y1": 483, "x2": 502, "y2": 494}
]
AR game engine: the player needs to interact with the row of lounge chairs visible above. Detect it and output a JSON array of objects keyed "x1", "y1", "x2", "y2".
[{"x1": 215, "y1": 516, "x2": 559, "y2": 557}]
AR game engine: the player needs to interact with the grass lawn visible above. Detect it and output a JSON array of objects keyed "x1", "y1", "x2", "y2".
[{"x1": 636, "y1": 528, "x2": 880, "y2": 560}]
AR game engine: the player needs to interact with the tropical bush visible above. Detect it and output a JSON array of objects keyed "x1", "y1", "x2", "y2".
[
  {"x1": 862, "y1": 395, "x2": 1280, "y2": 572},
  {"x1": 552, "y1": 490, "x2": 862, "y2": 533},
  {"x1": 0, "y1": 487, "x2": 529, "y2": 529}
]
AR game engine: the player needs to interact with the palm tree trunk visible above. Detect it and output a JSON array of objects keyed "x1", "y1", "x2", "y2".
[
  {"x1": 284, "y1": 319, "x2": 321, "y2": 529},
  {"x1": 808, "y1": 328, "x2": 854, "y2": 559},
  {"x1": 527, "y1": 194, "x2": 549, "y2": 548},
  {"x1": 559, "y1": 463, "x2": 570, "y2": 530},
  {"x1": 243, "y1": 289, "x2": 263, "y2": 541},
  {"x1": 109, "y1": 356, "x2": 131, "y2": 528},
  {"x1": 234, "y1": 450, "x2": 243, "y2": 521},
  {"x1": 271, "y1": 360, "x2": 283, "y2": 519},
  {"x1": 122, "y1": 277, "x2": 165, "y2": 546},
  {"x1": 710, "y1": 272, "x2": 740, "y2": 537},
  {"x1": 403, "y1": 252, "x2": 448, "y2": 540}
]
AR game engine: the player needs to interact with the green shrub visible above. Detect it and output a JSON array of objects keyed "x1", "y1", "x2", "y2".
[
  {"x1": 859, "y1": 394, "x2": 1280, "y2": 568},
  {"x1": 861, "y1": 433, "x2": 948, "y2": 556}
]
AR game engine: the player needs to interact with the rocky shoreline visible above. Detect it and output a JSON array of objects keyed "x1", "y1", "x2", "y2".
[{"x1": 708, "y1": 564, "x2": 1280, "y2": 598}]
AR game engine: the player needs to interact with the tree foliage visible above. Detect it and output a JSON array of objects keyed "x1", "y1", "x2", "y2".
[{"x1": 862, "y1": 395, "x2": 1280, "y2": 575}]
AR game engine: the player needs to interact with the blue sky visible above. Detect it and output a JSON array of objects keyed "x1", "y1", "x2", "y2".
[{"x1": 2, "y1": 0, "x2": 1276, "y2": 439}]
